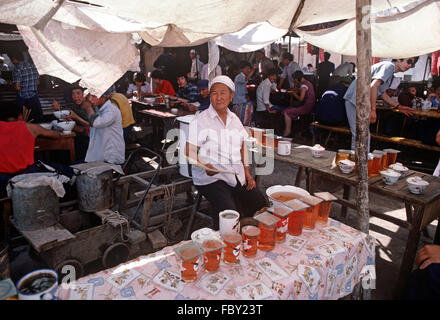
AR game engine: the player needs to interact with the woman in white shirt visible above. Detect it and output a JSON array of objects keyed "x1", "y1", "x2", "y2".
[
  {"x1": 126, "y1": 72, "x2": 151, "y2": 99},
  {"x1": 186, "y1": 76, "x2": 267, "y2": 228}
]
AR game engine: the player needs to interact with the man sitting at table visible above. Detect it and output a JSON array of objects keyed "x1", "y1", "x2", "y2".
[
  {"x1": 52, "y1": 84, "x2": 90, "y2": 161},
  {"x1": 0, "y1": 102, "x2": 62, "y2": 197},
  {"x1": 187, "y1": 80, "x2": 210, "y2": 112},
  {"x1": 170, "y1": 72, "x2": 199, "y2": 107},
  {"x1": 151, "y1": 69, "x2": 176, "y2": 96},
  {"x1": 344, "y1": 57, "x2": 417, "y2": 151},
  {"x1": 186, "y1": 75, "x2": 267, "y2": 229},
  {"x1": 82, "y1": 91, "x2": 125, "y2": 164},
  {"x1": 126, "y1": 72, "x2": 151, "y2": 100}
]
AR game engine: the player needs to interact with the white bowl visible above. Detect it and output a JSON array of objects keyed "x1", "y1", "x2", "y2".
[
  {"x1": 388, "y1": 163, "x2": 409, "y2": 179},
  {"x1": 170, "y1": 108, "x2": 178, "y2": 115},
  {"x1": 311, "y1": 144, "x2": 325, "y2": 158},
  {"x1": 266, "y1": 185, "x2": 310, "y2": 208},
  {"x1": 56, "y1": 120, "x2": 75, "y2": 133},
  {"x1": 39, "y1": 123, "x2": 52, "y2": 130},
  {"x1": 339, "y1": 159, "x2": 355, "y2": 174},
  {"x1": 380, "y1": 169, "x2": 400, "y2": 185},
  {"x1": 144, "y1": 97, "x2": 156, "y2": 104},
  {"x1": 53, "y1": 110, "x2": 70, "y2": 120},
  {"x1": 406, "y1": 177, "x2": 429, "y2": 194},
  {"x1": 191, "y1": 228, "x2": 221, "y2": 246}
]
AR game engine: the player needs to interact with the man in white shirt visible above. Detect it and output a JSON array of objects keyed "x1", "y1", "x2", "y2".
[
  {"x1": 126, "y1": 72, "x2": 151, "y2": 99},
  {"x1": 188, "y1": 49, "x2": 204, "y2": 80},
  {"x1": 277, "y1": 53, "x2": 301, "y2": 90},
  {"x1": 82, "y1": 92, "x2": 125, "y2": 164},
  {"x1": 186, "y1": 75, "x2": 266, "y2": 228},
  {"x1": 256, "y1": 68, "x2": 285, "y2": 114},
  {"x1": 333, "y1": 62, "x2": 356, "y2": 78}
]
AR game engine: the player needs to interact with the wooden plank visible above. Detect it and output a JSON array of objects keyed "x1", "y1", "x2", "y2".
[
  {"x1": 147, "y1": 229, "x2": 168, "y2": 249},
  {"x1": 18, "y1": 223, "x2": 75, "y2": 253},
  {"x1": 131, "y1": 175, "x2": 150, "y2": 187}
]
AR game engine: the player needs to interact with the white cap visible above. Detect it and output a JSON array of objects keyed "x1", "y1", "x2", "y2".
[
  {"x1": 209, "y1": 75, "x2": 235, "y2": 92},
  {"x1": 190, "y1": 49, "x2": 196, "y2": 54}
]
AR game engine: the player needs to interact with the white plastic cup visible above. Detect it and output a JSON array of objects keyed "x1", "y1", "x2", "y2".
[
  {"x1": 219, "y1": 210, "x2": 240, "y2": 237},
  {"x1": 277, "y1": 141, "x2": 291, "y2": 156}
]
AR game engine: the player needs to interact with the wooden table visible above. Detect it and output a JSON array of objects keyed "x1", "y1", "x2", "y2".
[
  {"x1": 255, "y1": 143, "x2": 440, "y2": 298},
  {"x1": 131, "y1": 100, "x2": 195, "y2": 151},
  {"x1": 35, "y1": 132, "x2": 76, "y2": 163}
]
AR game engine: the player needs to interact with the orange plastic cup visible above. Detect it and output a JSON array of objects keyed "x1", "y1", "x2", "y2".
[
  {"x1": 223, "y1": 232, "x2": 242, "y2": 265},
  {"x1": 242, "y1": 225, "x2": 260, "y2": 258}
]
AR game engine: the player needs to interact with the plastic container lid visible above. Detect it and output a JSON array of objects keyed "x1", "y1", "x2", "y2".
[
  {"x1": 174, "y1": 242, "x2": 203, "y2": 261},
  {"x1": 299, "y1": 195, "x2": 323, "y2": 206},
  {"x1": 372, "y1": 150, "x2": 386, "y2": 156},
  {"x1": 254, "y1": 211, "x2": 280, "y2": 227},
  {"x1": 201, "y1": 239, "x2": 225, "y2": 253},
  {"x1": 314, "y1": 192, "x2": 338, "y2": 202},
  {"x1": 383, "y1": 149, "x2": 401, "y2": 154},
  {"x1": 283, "y1": 199, "x2": 310, "y2": 211},
  {"x1": 267, "y1": 205, "x2": 291, "y2": 218}
]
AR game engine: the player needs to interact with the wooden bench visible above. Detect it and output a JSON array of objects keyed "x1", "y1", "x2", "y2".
[
  {"x1": 311, "y1": 121, "x2": 440, "y2": 152},
  {"x1": 0, "y1": 88, "x2": 71, "y2": 116}
]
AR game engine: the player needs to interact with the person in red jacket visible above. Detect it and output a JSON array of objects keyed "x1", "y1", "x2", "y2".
[{"x1": 151, "y1": 69, "x2": 176, "y2": 96}]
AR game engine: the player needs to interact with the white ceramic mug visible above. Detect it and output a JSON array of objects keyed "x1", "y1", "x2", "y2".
[
  {"x1": 219, "y1": 210, "x2": 240, "y2": 237},
  {"x1": 277, "y1": 141, "x2": 291, "y2": 156},
  {"x1": 16, "y1": 269, "x2": 58, "y2": 300}
]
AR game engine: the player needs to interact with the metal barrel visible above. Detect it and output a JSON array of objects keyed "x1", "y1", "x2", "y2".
[
  {"x1": 76, "y1": 170, "x2": 114, "y2": 212},
  {"x1": 10, "y1": 173, "x2": 60, "y2": 231}
]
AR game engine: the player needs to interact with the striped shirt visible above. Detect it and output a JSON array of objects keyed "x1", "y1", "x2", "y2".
[{"x1": 12, "y1": 61, "x2": 39, "y2": 99}]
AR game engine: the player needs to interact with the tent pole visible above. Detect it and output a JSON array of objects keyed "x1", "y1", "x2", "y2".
[{"x1": 355, "y1": 1, "x2": 371, "y2": 235}]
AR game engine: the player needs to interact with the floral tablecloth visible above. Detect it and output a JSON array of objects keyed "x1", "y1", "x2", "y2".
[{"x1": 58, "y1": 218, "x2": 375, "y2": 300}]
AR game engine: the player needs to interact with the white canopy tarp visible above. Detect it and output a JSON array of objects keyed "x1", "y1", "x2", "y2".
[{"x1": 1, "y1": 0, "x2": 439, "y2": 95}]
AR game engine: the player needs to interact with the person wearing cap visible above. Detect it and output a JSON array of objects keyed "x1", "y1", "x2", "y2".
[
  {"x1": 170, "y1": 72, "x2": 200, "y2": 106},
  {"x1": 186, "y1": 75, "x2": 267, "y2": 228},
  {"x1": 256, "y1": 49, "x2": 275, "y2": 79},
  {"x1": 188, "y1": 49, "x2": 204, "y2": 81},
  {"x1": 277, "y1": 53, "x2": 301, "y2": 90},
  {"x1": 187, "y1": 79, "x2": 210, "y2": 111},
  {"x1": 82, "y1": 91, "x2": 125, "y2": 164},
  {"x1": 232, "y1": 61, "x2": 257, "y2": 126},
  {"x1": 151, "y1": 69, "x2": 176, "y2": 96}
]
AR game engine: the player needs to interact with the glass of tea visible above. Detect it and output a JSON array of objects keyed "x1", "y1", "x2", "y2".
[
  {"x1": 284, "y1": 199, "x2": 309, "y2": 236},
  {"x1": 335, "y1": 149, "x2": 351, "y2": 165},
  {"x1": 202, "y1": 239, "x2": 224, "y2": 273},
  {"x1": 299, "y1": 195, "x2": 323, "y2": 230},
  {"x1": 174, "y1": 242, "x2": 203, "y2": 282},
  {"x1": 251, "y1": 128, "x2": 265, "y2": 145},
  {"x1": 371, "y1": 153, "x2": 382, "y2": 176},
  {"x1": 241, "y1": 225, "x2": 261, "y2": 258},
  {"x1": 367, "y1": 153, "x2": 375, "y2": 177},
  {"x1": 314, "y1": 192, "x2": 338, "y2": 224},
  {"x1": 254, "y1": 211, "x2": 280, "y2": 251},
  {"x1": 222, "y1": 232, "x2": 242, "y2": 265},
  {"x1": 383, "y1": 149, "x2": 400, "y2": 167},
  {"x1": 267, "y1": 205, "x2": 291, "y2": 243},
  {"x1": 373, "y1": 150, "x2": 386, "y2": 171}
]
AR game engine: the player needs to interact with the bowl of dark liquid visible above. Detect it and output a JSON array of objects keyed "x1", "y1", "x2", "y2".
[{"x1": 16, "y1": 269, "x2": 58, "y2": 300}]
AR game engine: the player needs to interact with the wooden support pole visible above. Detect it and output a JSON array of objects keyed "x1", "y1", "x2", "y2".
[{"x1": 355, "y1": 0, "x2": 372, "y2": 234}]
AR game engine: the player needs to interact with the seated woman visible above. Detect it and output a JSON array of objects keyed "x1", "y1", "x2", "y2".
[
  {"x1": 428, "y1": 84, "x2": 440, "y2": 109},
  {"x1": 151, "y1": 69, "x2": 176, "y2": 96},
  {"x1": 0, "y1": 102, "x2": 62, "y2": 197},
  {"x1": 126, "y1": 72, "x2": 151, "y2": 99},
  {"x1": 186, "y1": 76, "x2": 267, "y2": 229},
  {"x1": 283, "y1": 71, "x2": 315, "y2": 137}
]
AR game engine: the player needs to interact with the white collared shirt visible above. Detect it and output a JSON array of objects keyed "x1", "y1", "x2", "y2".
[
  {"x1": 256, "y1": 78, "x2": 277, "y2": 111},
  {"x1": 85, "y1": 100, "x2": 125, "y2": 164},
  {"x1": 188, "y1": 105, "x2": 248, "y2": 187}
]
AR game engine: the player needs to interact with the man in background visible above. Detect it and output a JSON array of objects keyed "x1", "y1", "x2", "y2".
[
  {"x1": 317, "y1": 52, "x2": 335, "y2": 98},
  {"x1": 334, "y1": 62, "x2": 356, "y2": 78},
  {"x1": 188, "y1": 49, "x2": 204, "y2": 81},
  {"x1": 255, "y1": 49, "x2": 274, "y2": 79},
  {"x1": 154, "y1": 48, "x2": 178, "y2": 90},
  {"x1": 277, "y1": 53, "x2": 301, "y2": 90},
  {"x1": 11, "y1": 52, "x2": 43, "y2": 123}
]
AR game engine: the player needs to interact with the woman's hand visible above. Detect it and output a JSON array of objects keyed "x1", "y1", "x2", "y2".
[
  {"x1": 246, "y1": 173, "x2": 256, "y2": 190},
  {"x1": 416, "y1": 245, "x2": 440, "y2": 270}
]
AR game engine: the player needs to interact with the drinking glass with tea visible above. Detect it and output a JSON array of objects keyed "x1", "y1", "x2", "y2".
[
  {"x1": 222, "y1": 232, "x2": 242, "y2": 264},
  {"x1": 202, "y1": 239, "x2": 224, "y2": 273},
  {"x1": 314, "y1": 192, "x2": 338, "y2": 224},
  {"x1": 254, "y1": 211, "x2": 280, "y2": 251},
  {"x1": 335, "y1": 149, "x2": 351, "y2": 165},
  {"x1": 174, "y1": 242, "x2": 203, "y2": 282},
  {"x1": 241, "y1": 225, "x2": 260, "y2": 258},
  {"x1": 267, "y1": 205, "x2": 290, "y2": 243},
  {"x1": 284, "y1": 199, "x2": 310, "y2": 236},
  {"x1": 299, "y1": 195, "x2": 323, "y2": 230}
]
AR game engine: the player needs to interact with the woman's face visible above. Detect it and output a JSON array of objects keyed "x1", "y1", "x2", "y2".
[
  {"x1": 135, "y1": 81, "x2": 143, "y2": 86},
  {"x1": 408, "y1": 87, "x2": 417, "y2": 96},
  {"x1": 153, "y1": 78, "x2": 161, "y2": 85},
  {"x1": 210, "y1": 83, "x2": 233, "y2": 111}
]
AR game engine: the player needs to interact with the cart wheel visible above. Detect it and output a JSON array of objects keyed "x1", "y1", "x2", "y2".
[
  {"x1": 55, "y1": 258, "x2": 84, "y2": 279},
  {"x1": 102, "y1": 242, "x2": 130, "y2": 269}
]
